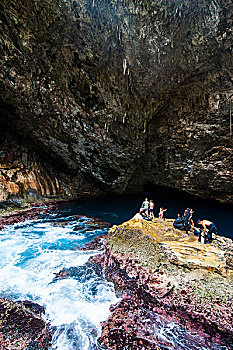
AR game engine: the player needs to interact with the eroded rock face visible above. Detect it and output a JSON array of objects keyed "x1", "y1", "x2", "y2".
[
  {"x1": 0, "y1": 0, "x2": 232, "y2": 201},
  {"x1": 99, "y1": 218, "x2": 233, "y2": 348},
  {"x1": 0, "y1": 133, "x2": 102, "y2": 202}
]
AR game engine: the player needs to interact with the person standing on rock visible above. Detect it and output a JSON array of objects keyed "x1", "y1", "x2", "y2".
[
  {"x1": 197, "y1": 219, "x2": 217, "y2": 243},
  {"x1": 141, "y1": 198, "x2": 150, "y2": 216},
  {"x1": 149, "y1": 199, "x2": 155, "y2": 218},
  {"x1": 159, "y1": 207, "x2": 167, "y2": 219},
  {"x1": 183, "y1": 208, "x2": 194, "y2": 235}
]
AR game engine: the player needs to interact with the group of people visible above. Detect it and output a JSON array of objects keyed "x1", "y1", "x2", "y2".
[
  {"x1": 173, "y1": 207, "x2": 218, "y2": 244},
  {"x1": 139, "y1": 198, "x2": 167, "y2": 220},
  {"x1": 138, "y1": 200, "x2": 218, "y2": 244},
  {"x1": 173, "y1": 208, "x2": 194, "y2": 234}
]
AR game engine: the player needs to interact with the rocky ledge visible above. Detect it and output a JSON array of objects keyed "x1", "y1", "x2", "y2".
[
  {"x1": 98, "y1": 218, "x2": 233, "y2": 349},
  {"x1": 0, "y1": 199, "x2": 73, "y2": 230},
  {"x1": 0, "y1": 298, "x2": 51, "y2": 349}
]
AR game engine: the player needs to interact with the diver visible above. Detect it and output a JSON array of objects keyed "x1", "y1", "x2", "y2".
[
  {"x1": 196, "y1": 219, "x2": 217, "y2": 243},
  {"x1": 173, "y1": 214, "x2": 185, "y2": 230},
  {"x1": 183, "y1": 208, "x2": 194, "y2": 235}
]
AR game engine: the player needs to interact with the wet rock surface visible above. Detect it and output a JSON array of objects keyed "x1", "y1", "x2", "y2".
[
  {"x1": 80, "y1": 235, "x2": 107, "y2": 251},
  {"x1": 0, "y1": 200, "x2": 69, "y2": 230},
  {"x1": 98, "y1": 218, "x2": 233, "y2": 349},
  {"x1": 0, "y1": 298, "x2": 51, "y2": 349},
  {"x1": 0, "y1": 0, "x2": 232, "y2": 202},
  {"x1": 100, "y1": 298, "x2": 165, "y2": 350},
  {"x1": 0, "y1": 206, "x2": 48, "y2": 230}
]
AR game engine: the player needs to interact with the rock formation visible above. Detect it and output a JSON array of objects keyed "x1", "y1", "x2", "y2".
[
  {"x1": 0, "y1": 132, "x2": 101, "y2": 204},
  {"x1": 98, "y1": 218, "x2": 233, "y2": 349},
  {"x1": 0, "y1": 0, "x2": 232, "y2": 202},
  {"x1": 0, "y1": 298, "x2": 51, "y2": 349}
]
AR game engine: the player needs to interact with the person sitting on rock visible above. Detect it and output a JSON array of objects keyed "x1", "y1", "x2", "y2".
[
  {"x1": 173, "y1": 214, "x2": 185, "y2": 230},
  {"x1": 159, "y1": 207, "x2": 167, "y2": 219},
  {"x1": 197, "y1": 219, "x2": 217, "y2": 243},
  {"x1": 132, "y1": 212, "x2": 143, "y2": 222}
]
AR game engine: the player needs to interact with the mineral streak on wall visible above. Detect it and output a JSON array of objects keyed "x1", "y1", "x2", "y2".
[{"x1": 0, "y1": 0, "x2": 232, "y2": 202}]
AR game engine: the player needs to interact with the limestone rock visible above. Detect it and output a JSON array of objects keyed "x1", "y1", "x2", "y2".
[
  {"x1": 0, "y1": 134, "x2": 102, "y2": 203},
  {"x1": 100, "y1": 218, "x2": 233, "y2": 348}
]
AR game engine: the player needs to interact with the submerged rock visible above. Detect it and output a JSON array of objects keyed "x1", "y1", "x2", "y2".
[
  {"x1": 0, "y1": 206, "x2": 47, "y2": 230},
  {"x1": 99, "y1": 218, "x2": 233, "y2": 349},
  {"x1": 0, "y1": 298, "x2": 51, "y2": 349}
]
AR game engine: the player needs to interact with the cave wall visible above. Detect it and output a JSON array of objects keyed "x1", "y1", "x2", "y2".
[
  {"x1": 0, "y1": 131, "x2": 101, "y2": 202},
  {"x1": 0, "y1": 0, "x2": 232, "y2": 202}
]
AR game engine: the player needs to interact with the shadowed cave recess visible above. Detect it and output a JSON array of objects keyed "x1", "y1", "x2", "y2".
[{"x1": 0, "y1": 0, "x2": 232, "y2": 204}]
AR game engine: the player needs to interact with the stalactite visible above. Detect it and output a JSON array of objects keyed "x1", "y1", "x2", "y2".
[
  {"x1": 143, "y1": 119, "x2": 146, "y2": 133},
  {"x1": 123, "y1": 58, "x2": 127, "y2": 75}
]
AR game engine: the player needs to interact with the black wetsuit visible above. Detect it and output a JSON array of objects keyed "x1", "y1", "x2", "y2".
[
  {"x1": 197, "y1": 222, "x2": 217, "y2": 243},
  {"x1": 184, "y1": 210, "x2": 191, "y2": 234},
  {"x1": 206, "y1": 222, "x2": 217, "y2": 243},
  {"x1": 173, "y1": 217, "x2": 184, "y2": 230}
]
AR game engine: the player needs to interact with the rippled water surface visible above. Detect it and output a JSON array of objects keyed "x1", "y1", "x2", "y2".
[{"x1": 0, "y1": 190, "x2": 232, "y2": 349}]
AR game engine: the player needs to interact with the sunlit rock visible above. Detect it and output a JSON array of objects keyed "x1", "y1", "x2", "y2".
[{"x1": 100, "y1": 218, "x2": 233, "y2": 348}]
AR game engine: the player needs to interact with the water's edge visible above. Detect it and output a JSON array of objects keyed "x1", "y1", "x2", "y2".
[{"x1": 0, "y1": 194, "x2": 232, "y2": 349}]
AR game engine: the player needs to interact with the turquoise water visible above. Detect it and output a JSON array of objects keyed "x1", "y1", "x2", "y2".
[{"x1": 0, "y1": 192, "x2": 232, "y2": 349}]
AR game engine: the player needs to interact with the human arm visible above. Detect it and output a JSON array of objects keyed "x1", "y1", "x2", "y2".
[{"x1": 202, "y1": 223, "x2": 206, "y2": 233}]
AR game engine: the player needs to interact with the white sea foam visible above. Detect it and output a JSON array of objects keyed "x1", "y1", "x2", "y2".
[
  {"x1": 0, "y1": 216, "x2": 118, "y2": 349},
  {"x1": 0, "y1": 214, "x2": 228, "y2": 350}
]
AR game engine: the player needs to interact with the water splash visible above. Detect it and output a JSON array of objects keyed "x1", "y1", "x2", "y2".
[
  {"x1": 0, "y1": 206, "x2": 231, "y2": 349},
  {"x1": 0, "y1": 215, "x2": 117, "y2": 349}
]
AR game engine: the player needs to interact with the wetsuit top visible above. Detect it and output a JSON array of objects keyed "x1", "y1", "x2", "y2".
[
  {"x1": 184, "y1": 210, "x2": 190, "y2": 224},
  {"x1": 174, "y1": 217, "x2": 183, "y2": 225}
]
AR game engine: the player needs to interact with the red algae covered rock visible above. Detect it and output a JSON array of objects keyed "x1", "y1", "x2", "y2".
[
  {"x1": 98, "y1": 218, "x2": 233, "y2": 349},
  {"x1": 0, "y1": 298, "x2": 51, "y2": 349},
  {"x1": 0, "y1": 206, "x2": 48, "y2": 230}
]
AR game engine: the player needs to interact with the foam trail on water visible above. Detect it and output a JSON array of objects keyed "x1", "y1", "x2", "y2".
[
  {"x1": 0, "y1": 212, "x2": 229, "y2": 350},
  {"x1": 0, "y1": 217, "x2": 119, "y2": 349}
]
